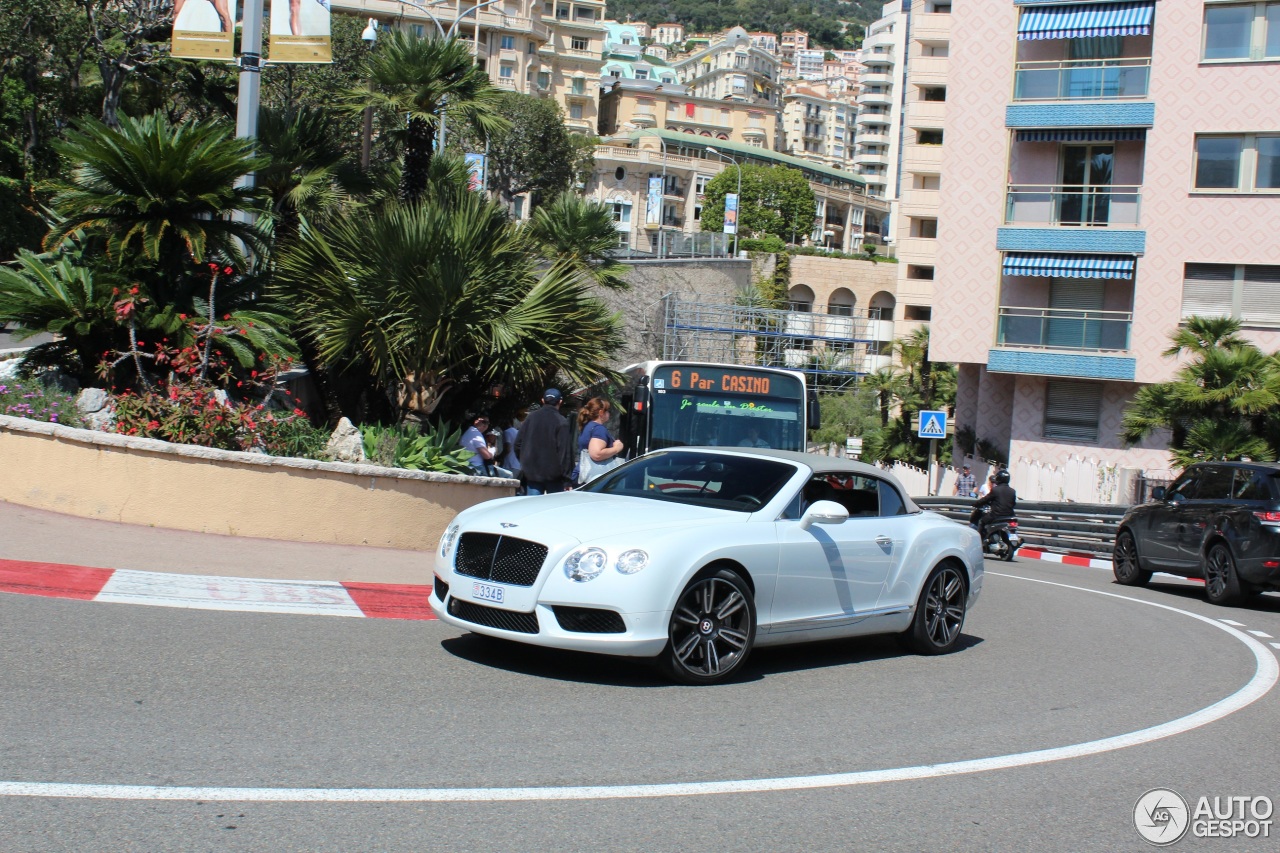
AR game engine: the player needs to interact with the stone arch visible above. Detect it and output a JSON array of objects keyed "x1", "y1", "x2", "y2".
[
  {"x1": 869, "y1": 290, "x2": 896, "y2": 321},
  {"x1": 788, "y1": 284, "x2": 815, "y2": 312},
  {"x1": 827, "y1": 287, "x2": 856, "y2": 316}
]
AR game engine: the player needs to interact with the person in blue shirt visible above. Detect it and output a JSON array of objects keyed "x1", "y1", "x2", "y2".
[{"x1": 576, "y1": 397, "x2": 625, "y2": 483}]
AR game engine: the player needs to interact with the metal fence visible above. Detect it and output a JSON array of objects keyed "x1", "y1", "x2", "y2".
[{"x1": 914, "y1": 497, "x2": 1126, "y2": 558}]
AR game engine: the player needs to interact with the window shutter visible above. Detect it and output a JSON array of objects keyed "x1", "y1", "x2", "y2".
[
  {"x1": 1044, "y1": 381, "x2": 1102, "y2": 442},
  {"x1": 1241, "y1": 265, "x2": 1280, "y2": 327},
  {"x1": 1181, "y1": 264, "x2": 1234, "y2": 320}
]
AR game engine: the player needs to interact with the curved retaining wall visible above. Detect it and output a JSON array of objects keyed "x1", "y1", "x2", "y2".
[{"x1": 0, "y1": 415, "x2": 517, "y2": 551}]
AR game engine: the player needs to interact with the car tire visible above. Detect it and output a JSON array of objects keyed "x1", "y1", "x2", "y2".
[
  {"x1": 901, "y1": 562, "x2": 968, "y2": 656},
  {"x1": 1204, "y1": 542, "x2": 1247, "y2": 606},
  {"x1": 659, "y1": 568, "x2": 756, "y2": 685},
  {"x1": 1112, "y1": 531, "x2": 1152, "y2": 587}
]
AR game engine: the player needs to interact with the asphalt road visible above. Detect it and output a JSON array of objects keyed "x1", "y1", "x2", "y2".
[{"x1": 2, "y1": 562, "x2": 1279, "y2": 852}]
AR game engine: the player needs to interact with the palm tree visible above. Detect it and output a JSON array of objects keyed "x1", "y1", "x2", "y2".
[
  {"x1": 255, "y1": 107, "x2": 359, "y2": 250},
  {"x1": 45, "y1": 114, "x2": 268, "y2": 274},
  {"x1": 273, "y1": 191, "x2": 622, "y2": 423},
  {"x1": 0, "y1": 249, "x2": 122, "y2": 385},
  {"x1": 350, "y1": 32, "x2": 508, "y2": 205},
  {"x1": 524, "y1": 193, "x2": 631, "y2": 291},
  {"x1": 1123, "y1": 315, "x2": 1280, "y2": 462},
  {"x1": 862, "y1": 367, "x2": 906, "y2": 428}
]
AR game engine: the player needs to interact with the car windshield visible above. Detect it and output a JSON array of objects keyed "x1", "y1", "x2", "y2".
[{"x1": 581, "y1": 450, "x2": 797, "y2": 512}]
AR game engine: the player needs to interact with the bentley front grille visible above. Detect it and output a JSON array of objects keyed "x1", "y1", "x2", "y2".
[{"x1": 454, "y1": 533, "x2": 548, "y2": 587}]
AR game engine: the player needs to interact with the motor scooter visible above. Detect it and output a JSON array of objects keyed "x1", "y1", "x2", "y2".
[{"x1": 974, "y1": 505, "x2": 1021, "y2": 561}]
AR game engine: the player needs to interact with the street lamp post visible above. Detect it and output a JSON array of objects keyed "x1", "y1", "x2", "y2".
[
  {"x1": 705, "y1": 146, "x2": 742, "y2": 258},
  {"x1": 360, "y1": 19, "x2": 378, "y2": 171}
]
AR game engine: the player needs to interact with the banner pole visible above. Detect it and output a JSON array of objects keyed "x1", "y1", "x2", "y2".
[{"x1": 235, "y1": 0, "x2": 266, "y2": 206}]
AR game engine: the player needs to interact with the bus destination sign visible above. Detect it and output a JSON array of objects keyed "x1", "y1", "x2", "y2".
[{"x1": 653, "y1": 366, "x2": 786, "y2": 396}]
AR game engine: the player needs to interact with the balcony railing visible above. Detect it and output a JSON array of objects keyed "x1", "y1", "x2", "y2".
[
  {"x1": 996, "y1": 306, "x2": 1132, "y2": 351},
  {"x1": 1013, "y1": 58, "x2": 1151, "y2": 101},
  {"x1": 1004, "y1": 184, "x2": 1142, "y2": 227}
]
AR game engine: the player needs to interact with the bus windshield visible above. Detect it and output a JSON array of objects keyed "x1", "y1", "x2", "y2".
[{"x1": 648, "y1": 365, "x2": 805, "y2": 451}]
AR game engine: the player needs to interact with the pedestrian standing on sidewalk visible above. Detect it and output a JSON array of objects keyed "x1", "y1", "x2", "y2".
[
  {"x1": 954, "y1": 464, "x2": 977, "y2": 497},
  {"x1": 514, "y1": 389, "x2": 574, "y2": 495}
]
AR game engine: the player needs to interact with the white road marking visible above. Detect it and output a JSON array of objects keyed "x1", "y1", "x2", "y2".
[
  {"x1": 1220, "y1": 619, "x2": 1247, "y2": 626},
  {"x1": 94, "y1": 570, "x2": 364, "y2": 618},
  {"x1": 1271, "y1": 643, "x2": 1280, "y2": 651},
  {"x1": 1, "y1": 573, "x2": 1275, "y2": 803},
  {"x1": 1247, "y1": 630, "x2": 1273, "y2": 638}
]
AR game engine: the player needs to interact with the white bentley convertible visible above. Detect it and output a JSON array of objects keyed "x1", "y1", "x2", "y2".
[{"x1": 431, "y1": 448, "x2": 983, "y2": 684}]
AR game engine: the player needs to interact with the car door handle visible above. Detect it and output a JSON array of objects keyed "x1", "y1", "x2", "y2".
[{"x1": 875, "y1": 536, "x2": 892, "y2": 546}]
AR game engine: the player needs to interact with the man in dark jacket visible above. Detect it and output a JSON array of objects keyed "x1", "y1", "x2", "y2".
[
  {"x1": 970, "y1": 469, "x2": 1016, "y2": 540},
  {"x1": 514, "y1": 389, "x2": 574, "y2": 495}
]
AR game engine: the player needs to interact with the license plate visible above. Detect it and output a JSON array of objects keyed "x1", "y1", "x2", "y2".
[{"x1": 472, "y1": 581, "x2": 505, "y2": 604}]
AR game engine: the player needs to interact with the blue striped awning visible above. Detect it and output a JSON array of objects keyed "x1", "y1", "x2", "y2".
[
  {"x1": 1015, "y1": 128, "x2": 1147, "y2": 142},
  {"x1": 1018, "y1": 2, "x2": 1155, "y2": 40},
  {"x1": 1003, "y1": 253, "x2": 1135, "y2": 279}
]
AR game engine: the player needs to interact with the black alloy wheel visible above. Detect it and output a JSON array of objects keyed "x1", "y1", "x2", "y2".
[
  {"x1": 1112, "y1": 531, "x2": 1152, "y2": 586},
  {"x1": 1204, "y1": 542, "x2": 1247, "y2": 606},
  {"x1": 901, "y1": 563, "x2": 967, "y2": 655},
  {"x1": 660, "y1": 568, "x2": 756, "y2": 684}
]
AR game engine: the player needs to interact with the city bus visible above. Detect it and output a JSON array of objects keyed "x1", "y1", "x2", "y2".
[{"x1": 614, "y1": 361, "x2": 821, "y2": 456}]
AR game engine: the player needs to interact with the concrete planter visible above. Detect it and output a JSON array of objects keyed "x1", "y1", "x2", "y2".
[{"x1": 0, "y1": 415, "x2": 517, "y2": 551}]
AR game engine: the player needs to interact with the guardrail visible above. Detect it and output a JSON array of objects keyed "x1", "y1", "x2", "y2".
[{"x1": 914, "y1": 497, "x2": 1126, "y2": 558}]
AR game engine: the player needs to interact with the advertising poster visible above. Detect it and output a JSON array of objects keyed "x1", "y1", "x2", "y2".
[
  {"x1": 646, "y1": 176, "x2": 663, "y2": 228},
  {"x1": 268, "y1": 0, "x2": 333, "y2": 64},
  {"x1": 465, "y1": 153, "x2": 487, "y2": 193},
  {"x1": 723, "y1": 192, "x2": 739, "y2": 235},
  {"x1": 171, "y1": 0, "x2": 238, "y2": 61}
]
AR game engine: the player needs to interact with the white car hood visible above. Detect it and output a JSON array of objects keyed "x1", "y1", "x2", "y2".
[{"x1": 458, "y1": 491, "x2": 745, "y2": 543}]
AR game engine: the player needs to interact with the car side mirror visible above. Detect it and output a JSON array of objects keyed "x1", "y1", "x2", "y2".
[
  {"x1": 800, "y1": 500, "x2": 849, "y2": 530},
  {"x1": 1151, "y1": 486, "x2": 1166, "y2": 501}
]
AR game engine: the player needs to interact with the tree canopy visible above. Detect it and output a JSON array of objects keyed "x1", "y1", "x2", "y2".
[
  {"x1": 699, "y1": 163, "x2": 817, "y2": 243},
  {"x1": 605, "y1": 0, "x2": 880, "y2": 49}
]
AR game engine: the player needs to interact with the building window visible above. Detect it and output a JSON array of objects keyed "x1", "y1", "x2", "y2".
[
  {"x1": 920, "y1": 86, "x2": 946, "y2": 102},
  {"x1": 694, "y1": 174, "x2": 711, "y2": 195},
  {"x1": 1203, "y1": 2, "x2": 1280, "y2": 61},
  {"x1": 572, "y1": 77, "x2": 585, "y2": 94},
  {"x1": 614, "y1": 166, "x2": 626, "y2": 181},
  {"x1": 904, "y1": 305, "x2": 933, "y2": 321},
  {"x1": 500, "y1": 35, "x2": 515, "y2": 50},
  {"x1": 1194, "y1": 134, "x2": 1280, "y2": 191},
  {"x1": 528, "y1": 41, "x2": 537, "y2": 54},
  {"x1": 571, "y1": 36, "x2": 588, "y2": 51},
  {"x1": 907, "y1": 265, "x2": 935, "y2": 280},
  {"x1": 1045, "y1": 381, "x2": 1102, "y2": 442},
  {"x1": 499, "y1": 64, "x2": 514, "y2": 78},
  {"x1": 537, "y1": 72, "x2": 550, "y2": 89},
  {"x1": 569, "y1": 103, "x2": 584, "y2": 119},
  {"x1": 1182, "y1": 263, "x2": 1280, "y2": 326},
  {"x1": 911, "y1": 218, "x2": 938, "y2": 239},
  {"x1": 693, "y1": 204, "x2": 702, "y2": 221},
  {"x1": 917, "y1": 129, "x2": 944, "y2": 145},
  {"x1": 611, "y1": 202, "x2": 631, "y2": 224}
]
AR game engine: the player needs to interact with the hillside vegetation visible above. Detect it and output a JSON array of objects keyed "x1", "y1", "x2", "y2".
[{"x1": 606, "y1": 0, "x2": 884, "y2": 49}]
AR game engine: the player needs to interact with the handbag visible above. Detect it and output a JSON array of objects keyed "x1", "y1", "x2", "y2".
[{"x1": 578, "y1": 448, "x2": 623, "y2": 485}]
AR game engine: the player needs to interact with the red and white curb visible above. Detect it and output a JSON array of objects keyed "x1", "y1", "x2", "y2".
[
  {"x1": 0, "y1": 559, "x2": 435, "y2": 620},
  {"x1": 1015, "y1": 547, "x2": 1114, "y2": 571}
]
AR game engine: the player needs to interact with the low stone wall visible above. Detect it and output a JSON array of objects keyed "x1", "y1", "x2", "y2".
[{"x1": 0, "y1": 415, "x2": 516, "y2": 551}]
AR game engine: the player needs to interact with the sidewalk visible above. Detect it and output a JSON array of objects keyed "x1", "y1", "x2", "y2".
[{"x1": 0, "y1": 500, "x2": 431, "y2": 585}]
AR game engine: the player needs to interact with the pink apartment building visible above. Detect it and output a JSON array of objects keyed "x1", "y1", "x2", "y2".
[{"x1": 934, "y1": 0, "x2": 1280, "y2": 475}]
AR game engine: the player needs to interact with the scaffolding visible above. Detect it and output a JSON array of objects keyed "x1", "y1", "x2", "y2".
[{"x1": 652, "y1": 293, "x2": 894, "y2": 395}]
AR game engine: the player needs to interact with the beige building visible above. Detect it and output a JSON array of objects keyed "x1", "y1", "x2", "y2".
[
  {"x1": 891, "y1": 2, "x2": 950, "y2": 338},
  {"x1": 653, "y1": 22, "x2": 685, "y2": 45},
  {"x1": 780, "y1": 81, "x2": 856, "y2": 170},
  {"x1": 585, "y1": 132, "x2": 889, "y2": 257},
  {"x1": 336, "y1": 0, "x2": 604, "y2": 133},
  {"x1": 673, "y1": 26, "x2": 782, "y2": 107},
  {"x1": 779, "y1": 30, "x2": 809, "y2": 65},
  {"x1": 598, "y1": 79, "x2": 778, "y2": 150}
]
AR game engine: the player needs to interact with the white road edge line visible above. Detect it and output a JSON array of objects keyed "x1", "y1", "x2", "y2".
[
  {"x1": 0, "y1": 573, "x2": 1275, "y2": 803},
  {"x1": 1220, "y1": 619, "x2": 1247, "y2": 626},
  {"x1": 1247, "y1": 630, "x2": 1273, "y2": 638}
]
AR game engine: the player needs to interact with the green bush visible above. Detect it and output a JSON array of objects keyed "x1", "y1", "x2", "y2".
[
  {"x1": 361, "y1": 422, "x2": 476, "y2": 474},
  {"x1": 739, "y1": 235, "x2": 786, "y2": 253},
  {"x1": 0, "y1": 376, "x2": 84, "y2": 427}
]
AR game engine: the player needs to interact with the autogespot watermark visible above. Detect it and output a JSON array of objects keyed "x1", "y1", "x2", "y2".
[{"x1": 1134, "y1": 788, "x2": 1274, "y2": 846}]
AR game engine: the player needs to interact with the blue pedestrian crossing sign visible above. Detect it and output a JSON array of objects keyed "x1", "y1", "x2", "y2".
[{"x1": 917, "y1": 410, "x2": 948, "y2": 439}]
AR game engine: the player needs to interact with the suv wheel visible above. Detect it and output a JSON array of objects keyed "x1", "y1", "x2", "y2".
[
  {"x1": 1112, "y1": 531, "x2": 1151, "y2": 587},
  {"x1": 1204, "y1": 542, "x2": 1247, "y2": 606}
]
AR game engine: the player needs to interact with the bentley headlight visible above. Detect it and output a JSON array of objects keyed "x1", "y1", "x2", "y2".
[
  {"x1": 440, "y1": 524, "x2": 460, "y2": 557},
  {"x1": 564, "y1": 547, "x2": 608, "y2": 582},
  {"x1": 615, "y1": 549, "x2": 649, "y2": 575}
]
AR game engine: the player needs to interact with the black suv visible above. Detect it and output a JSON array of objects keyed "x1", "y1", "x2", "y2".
[{"x1": 1114, "y1": 462, "x2": 1280, "y2": 606}]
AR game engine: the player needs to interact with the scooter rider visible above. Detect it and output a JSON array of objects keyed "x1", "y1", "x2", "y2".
[{"x1": 970, "y1": 469, "x2": 1016, "y2": 541}]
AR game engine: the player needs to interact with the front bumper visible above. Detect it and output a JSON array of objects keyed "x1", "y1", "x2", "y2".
[{"x1": 430, "y1": 584, "x2": 671, "y2": 658}]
